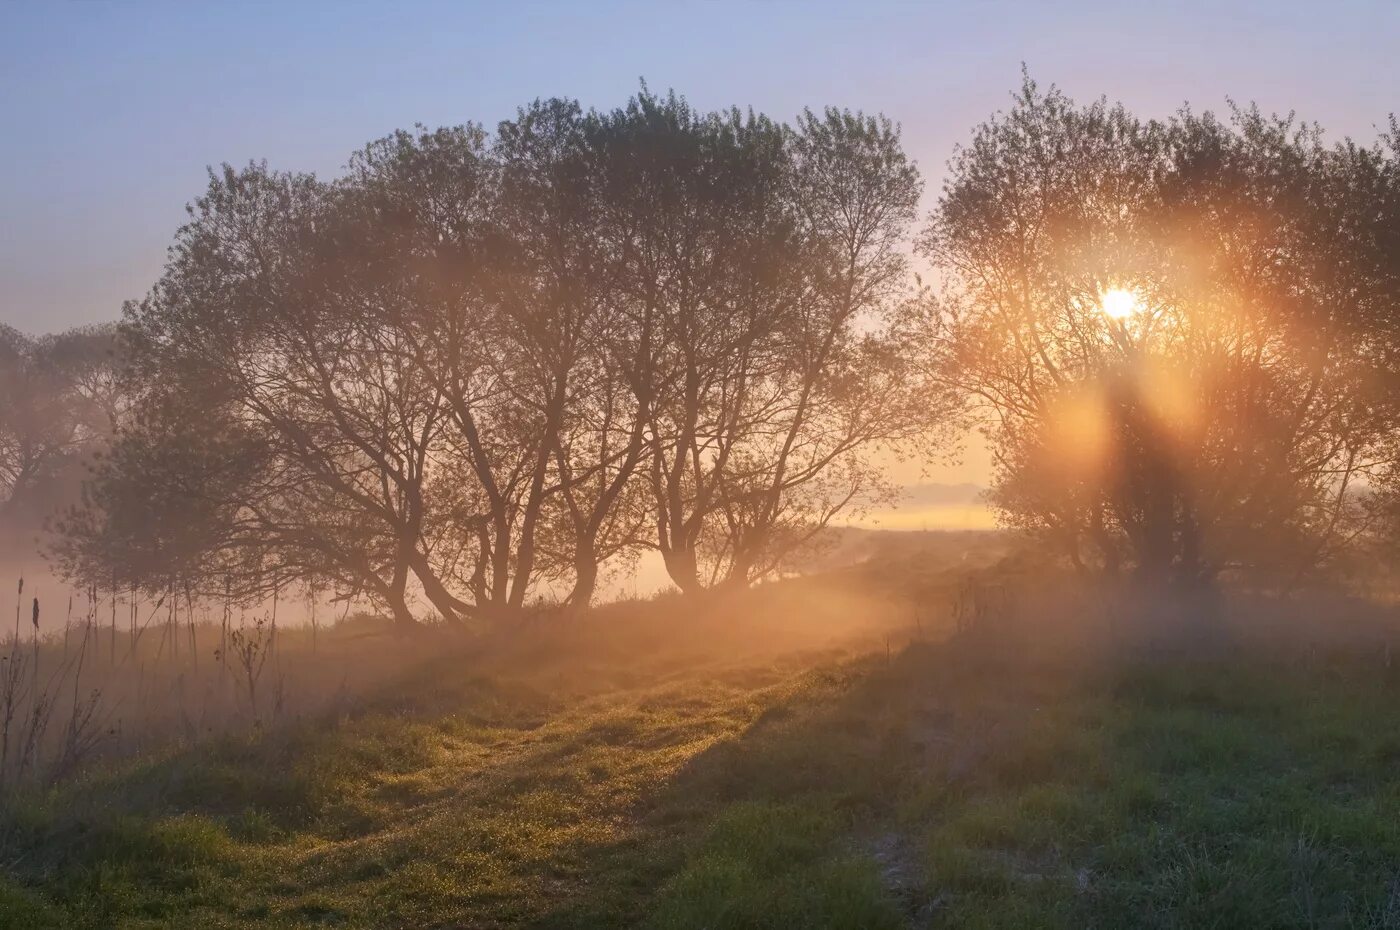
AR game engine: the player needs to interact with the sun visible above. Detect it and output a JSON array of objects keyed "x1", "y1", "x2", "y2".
[{"x1": 1099, "y1": 287, "x2": 1142, "y2": 321}]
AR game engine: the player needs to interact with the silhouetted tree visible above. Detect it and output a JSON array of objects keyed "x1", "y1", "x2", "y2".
[
  {"x1": 0, "y1": 323, "x2": 124, "y2": 553},
  {"x1": 602, "y1": 92, "x2": 934, "y2": 592},
  {"x1": 59, "y1": 166, "x2": 457, "y2": 626},
  {"x1": 920, "y1": 77, "x2": 1400, "y2": 586}
]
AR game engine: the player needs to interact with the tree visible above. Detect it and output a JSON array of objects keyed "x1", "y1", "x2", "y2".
[
  {"x1": 344, "y1": 110, "x2": 634, "y2": 616},
  {"x1": 603, "y1": 91, "x2": 933, "y2": 592},
  {"x1": 61, "y1": 165, "x2": 464, "y2": 625},
  {"x1": 702, "y1": 108, "x2": 931, "y2": 588},
  {"x1": 0, "y1": 323, "x2": 124, "y2": 554},
  {"x1": 496, "y1": 101, "x2": 651, "y2": 607},
  {"x1": 921, "y1": 77, "x2": 1400, "y2": 586}
]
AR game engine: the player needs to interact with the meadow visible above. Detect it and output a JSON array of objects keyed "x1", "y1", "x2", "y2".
[{"x1": 3, "y1": 552, "x2": 1400, "y2": 929}]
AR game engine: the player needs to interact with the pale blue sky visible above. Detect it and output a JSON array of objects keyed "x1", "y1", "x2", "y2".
[{"x1": 2, "y1": 0, "x2": 1397, "y2": 334}]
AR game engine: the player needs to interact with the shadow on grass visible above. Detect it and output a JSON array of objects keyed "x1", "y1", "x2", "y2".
[
  {"x1": 525, "y1": 640, "x2": 1060, "y2": 928},
  {"x1": 536, "y1": 628, "x2": 1400, "y2": 930}
]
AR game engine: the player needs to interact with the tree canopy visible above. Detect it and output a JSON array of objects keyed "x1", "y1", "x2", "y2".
[
  {"x1": 919, "y1": 77, "x2": 1400, "y2": 586},
  {"x1": 55, "y1": 89, "x2": 935, "y2": 623}
]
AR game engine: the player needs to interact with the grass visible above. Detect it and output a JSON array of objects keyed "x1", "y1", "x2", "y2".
[
  {"x1": 3, "y1": 577, "x2": 1400, "y2": 928},
  {"x1": 906, "y1": 654, "x2": 1400, "y2": 929}
]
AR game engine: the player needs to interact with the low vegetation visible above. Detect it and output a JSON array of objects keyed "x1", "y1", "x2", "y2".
[{"x1": 3, "y1": 564, "x2": 1400, "y2": 929}]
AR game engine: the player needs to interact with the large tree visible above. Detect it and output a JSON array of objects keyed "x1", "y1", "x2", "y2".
[
  {"x1": 604, "y1": 92, "x2": 931, "y2": 592},
  {"x1": 921, "y1": 78, "x2": 1400, "y2": 585},
  {"x1": 60, "y1": 165, "x2": 465, "y2": 625}
]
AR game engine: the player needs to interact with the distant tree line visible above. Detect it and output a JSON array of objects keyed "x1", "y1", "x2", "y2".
[{"x1": 14, "y1": 79, "x2": 1399, "y2": 624}]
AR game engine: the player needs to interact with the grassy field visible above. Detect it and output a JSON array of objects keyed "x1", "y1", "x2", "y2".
[{"x1": 3, "y1": 572, "x2": 1400, "y2": 929}]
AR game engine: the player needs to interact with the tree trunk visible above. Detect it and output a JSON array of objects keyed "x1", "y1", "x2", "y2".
[
  {"x1": 720, "y1": 550, "x2": 754, "y2": 593},
  {"x1": 386, "y1": 591, "x2": 417, "y2": 630},
  {"x1": 569, "y1": 546, "x2": 599, "y2": 610},
  {"x1": 661, "y1": 544, "x2": 702, "y2": 594},
  {"x1": 407, "y1": 551, "x2": 470, "y2": 625}
]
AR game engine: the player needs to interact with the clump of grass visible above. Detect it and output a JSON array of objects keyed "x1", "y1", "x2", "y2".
[{"x1": 647, "y1": 802, "x2": 904, "y2": 930}]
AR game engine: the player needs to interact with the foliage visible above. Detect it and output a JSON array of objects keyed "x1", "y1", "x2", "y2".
[
  {"x1": 0, "y1": 323, "x2": 124, "y2": 555},
  {"x1": 54, "y1": 89, "x2": 936, "y2": 623},
  {"x1": 918, "y1": 76, "x2": 1400, "y2": 585}
]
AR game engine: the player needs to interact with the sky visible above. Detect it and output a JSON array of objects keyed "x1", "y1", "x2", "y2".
[{"x1": 1, "y1": 0, "x2": 1397, "y2": 502}]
